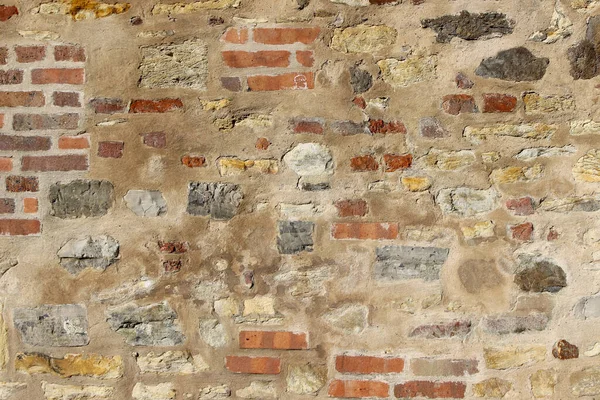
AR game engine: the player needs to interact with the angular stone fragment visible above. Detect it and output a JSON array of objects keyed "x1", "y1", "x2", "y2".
[
  {"x1": 15, "y1": 353, "x2": 123, "y2": 379},
  {"x1": 464, "y1": 123, "x2": 556, "y2": 143},
  {"x1": 152, "y1": 0, "x2": 240, "y2": 14},
  {"x1": 475, "y1": 47, "x2": 549, "y2": 81},
  {"x1": 124, "y1": 190, "x2": 167, "y2": 216},
  {"x1": 573, "y1": 149, "x2": 600, "y2": 182},
  {"x1": 461, "y1": 221, "x2": 495, "y2": 241},
  {"x1": 349, "y1": 65, "x2": 372, "y2": 94},
  {"x1": 287, "y1": 363, "x2": 327, "y2": 395},
  {"x1": 484, "y1": 346, "x2": 546, "y2": 369},
  {"x1": 514, "y1": 256, "x2": 567, "y2": 293},
  {"x1": 540, "y1": 195, "x2": 600, "y2": 212},
  {"x1": 419, "y1": 117, "x2": 448, "y2": 138},
  {"x1": 515, "y1": 145, "x2": 576, "y2": 161},
  {"x1": 530, "y1": 369, "x2": 557, "y2": 397},
  {"x1": 374, "y1": 245, "x2": 449, "y2": 281},
  {"x1": 57, "y1": 235, "x2": 119, "y2": 274},
  {"x1": 378, "y1": 55, "x2": 437, "y2": 87},
  {"x1": 199, "y1": 318, "x2": 227, "y2": 348},
  {"x1": 571, "y1": 120, "x2": 600, "y2": 135},
  {"x1": 187, "y1": 182, "x2": 242, "y2": 220},
  {"x1": 529, "y1": 2, "x2": 572, "y2": 44},
  {"x1": 198, "y1": 384, "x2": 231, "y2": 399},
  {"x1": 585, "y1": 343, "x2": 600, "y2": 356},
  {"x1": 105, "y1": 302, "x2": 185, "y2": 346},
  {"x1": 14, "y1": 304, "x2": 89, "y2": 347},
  {"x1": 422, "y1": 150, "x2": 475, "y2": 170},
  {"x1": 283, "y1": 143, "x2": 333, "y2": 176},
  {"x1": 436, "y1": 187, "x2": 498, "y2": 216},
  {"x1": 523, "y1": 92, "x2": 575, "y2": 114},
  {"x1": 331, "y1": 0, "x2": 369, "y2": 5},
  {"x1": 483, "y1": 313, "x2": 549, "y2": 334},
  {"x1": 136, "y1": 351, "x2": 208, "y2": 374},
  {"x1": 132, "y1": 383, "x2": 175, "y2": 400},
  {"x1": 458, "y1": 260, "x2": 504, "y2": 293},
  {"x1": 571, "y1": 366, "x2": 600, "y2": 396},
  {"x1": 553, "y1": 340, "x2": 579, "y2": 359},
  {"x1": 491, "y1": 164, "x2": 544, "y2": 184},
  {"x1": 49, "y1": 180, "x2": 114, "y2": 219},
  {"x1": 42, "y1": 382, "x2": 114, "y2": 400},
  {"x1": 422, "y1": 11, "x2": 514, "y2": 43},
  {"x1": 322, "y1": 304, "x2": 368, "y2": 334},
  {"x1": 409, "y1": 320, "x2": 472, "y2": 339},
  {"x1": 473, "y1": 378, "x2": 512, "y2": 398},
  {"x1": 330, "y1": 25, "x2": 397, "y2": 53},
  {"x1": 277, "y1": 221, "x2": 314, "y2": 254},
  {"x1": 236, "y1": 381, "x2": 276, "y2": 399}
]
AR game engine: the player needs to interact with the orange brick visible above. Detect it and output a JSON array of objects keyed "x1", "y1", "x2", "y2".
[
  {"x1": 129, "y1": 99, "x2": 183, "y2": 113},
  {"x1": 332, "y1": 222, "x2": 399, "y2": 240},
  {"x1": 253, "y1": 27, "x2": 320, "y2": 44},
  {"x1": 225, "y1": 356, "x2": 280, "y2": 374},
  {"x1": 336, "y1": 355, "x2": 405, "y2": 374},
  {"x1": 0, "y1": 157, "x2": 12, "y2": 171},
  {"x1": 0, "y1": 219, "x2": 40, "y2": 236},
  {"x1": 350, "y1": 155, "x2": 379, "y2": 172},
  {"x1": 384, "y1": 153, "x2": 413, "y2": 172},
  {"x1": 296, "y1": 50, "x2": 314, "y2": 67},
  {"x1": 31, "y1": 68, "x2": 84, "y2": 85},
  {"x1": 239, "y1": 331, "x2": 308, "y2": 350},
  {"x1": 221, "y1": 27, "x2": 248, "y2": 44},
  {"x1": 328, "y1": 380, "x2": 389, "y2": 398},
  {"x1": 58, "y1": 136, "x2": 89, "y2": 149},
  {"x1": 0, "y1": 113, "x2": 3, "y2": 128},
  {"x1": 222, "y1": 50, "x2": 291, "y2": 68},
  {"x1": 23, "y1": 198, "x2": 38, "y2": 213},
  {"x1": 247, "y1": 72, "x2": 314, "y2": 91}
]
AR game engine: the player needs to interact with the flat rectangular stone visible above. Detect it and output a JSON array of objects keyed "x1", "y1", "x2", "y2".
[
  {"x1": 13, "y1": 304, "x2": 89, "y2": 347},
  {"x1": 374, "y1": 246, "x2": 449, "y2": 281}
]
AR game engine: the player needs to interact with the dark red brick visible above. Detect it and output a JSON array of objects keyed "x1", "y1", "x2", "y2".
[
  {"x1": 0, "y1": 219, "x2": 40, "y2": 236},
  {"x1": 394, "y1": 381, "x2": 466, "y2": 398},
  {"x1": 0, "y1": 198, "x2": 15, "y2": 214},
  {"x1": 158, "y1": 241, "x2": 188, "y2": 253},
  {"x1": 256, "y1": 137, "x2": 270, "y2": 150},
  {"x1": 353, "y1": 96, "x2": 367, "y2": 109},
  {"x1": 163, "y1": 259, "x2": 182, "y2": 273},
  {"x1": 0, "y1": 70, "x2": 23, "y2": 85},
  {"x1": 552, "y1": 340, "x2": 579, "y2": 360},
  {"x1": 89, "y1": 98, "x2": 126, "y2": 114},
  {"x1": 0, "y1": 135, "x2": 51, "y2": 151},
  {"x1": 296, "y1": 50, "x2": 314, "y2": 67},
  {"x1": 510, "y1": 222, "x2": 533, "y2": 241},
  {"x1": 54, "y1": 45, "x2": 86, "y2": 62},
  {"x1": 506, "y1": 197, "x2": 534, "y2": 215},
  {"x1": 6, "y1": 176, "x2": 39, "y2": 192},
  {"x1": 336, "y1": 355, "x2": 405, "y2": 374},
  {"x1": 15, "y1": 46, "x2": 45, "y2": 63},
  {"x1": 384, "y1": 153, "x2": 413, "y2": 172},
  {"x1": 129, "y1": 99, "x2": 183, "y2": 113},
  {"x1": 442, "y1": 94, "x2": 477, "y2": 115},
  {"x1": 181, "y1": 155, "x2": 205, "y2": 168},
  {"x1": 0, "y1": 5, "x2": 18, "y2": 22},
  {"x1": 31, "y1": 68, "x2": 84, "y2": 84},
  {"x1": 221, "y1": 77, "x2": 242, "y2": 92},
  {"x1": 482, "y1": 93, "x2": 517, "y2": 113},
  {"x1": 0, "y1": 47, "x2": 6, "y2": 64},
  {"x1": 53, "y1": 92, "x2": 81, "y2": 107},
  {"x1": 98, "y1": 141, "x2": 124, "y2": 158},
  {"x1": 222, "y1": 50, "x2": 291, "y2": 68},
  {"x1": 291, "y1": 118, "x2": 324, "y2": 134},
  {"x1": 369, "y1": 119, "x2": 407, "y2": 134},
  {"x1": 335, "y1": 199, "x2": 368, "y2": 217},
  {"x1": 21, "y1": 155, "x2": 88, "y2": 171},
  {"x1": 142, "y1": 132, "x2": 166, "y2": 148}
]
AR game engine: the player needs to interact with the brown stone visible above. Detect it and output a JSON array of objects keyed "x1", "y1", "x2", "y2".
[{"x1": 553, "y1": 340, "x2": 579, "y2": 360}]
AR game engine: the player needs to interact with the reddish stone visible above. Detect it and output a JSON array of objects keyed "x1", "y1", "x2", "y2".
[
  {"x1": 53, "y1": 92, "x2": 81, "y2": 107},
  {"x1": 6, "y1": 176, "x2": 39, "y2": 192},
  {"x1": 353, "y1": 96, "x2": 367, "y2": 109},
  {"x1": 384, "y1": 153, "x2": 413, "y2": 172},
  {"x1": 335, "y1": 199, "x2": 368, "y2": 217},
  {"x1": 482, "y1": 93, "x2": 517, "y2": 113},
  {"x1": 255, "y1": 137, "x2": 270, "y2": 150},
  {"x1": 239, "y1": 331, "x2": 308, "y2": 350},
  {"x1": 142, "y1": 132, "x2": 167, "y2": 148},
  {"x1": 506, "y1": 197, "x2": 534, "y2": 215},
  {"x1": 89, "y1": 98, "x2": 126, "y2": 114},
  {"x1": 0, "y1": 5, "x2": 18, "y2": 21},
  {"x1": 553, "y1": 340, "x2": 579, "y2": 360},
  {"x1": 510, "y1": 222, "x2": 533, "y2": 241},
  {"x1": 369, "y1": 119, "x2": 407, "y2": 134},
  {"x1": 181, "y1": 155, "x2": 206, "y2": 168},
  {"x1": 547, "y1": 227, "x2": 559, "y2": 241},
  {"x1": 221, "y1": 77, "x2": 242, "y2": 92},
  {"x1": 98, "y1": 141, "x2": 124, "y2": 158},
  {"x1": 291, "y1": 118, "x2": 324, "y2": 134},
  {"x1": 336, "y1": 355, "x2": 404, "y2": 374},
  {"x1": 158, "y1": 241, "x2": 188, "y2": 253},
  {"x1": 442, "y1": 94, "x2": 477, "y2": 115},
  {"x1": 455, "y1": 72, "x2": 474, "y2": 89},
  {"x1": 350, "y1": 155, "x2": 379, "y2": 172}
]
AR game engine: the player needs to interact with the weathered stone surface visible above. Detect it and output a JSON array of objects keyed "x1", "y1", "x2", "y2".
[
  {"x1": 378, "y1": 55, "x2": 437, "y2": 87},
  {"x1": 573, "y1": 149, "x2": 600, "y2": 182},
  {"x1": 236, "y1": 381, "x2": 276, "y2": 398},
  {"x1": 571, "y1": 366, "x2": 600, "y2": 396},
  {"x1": 49, "y1": 180, "x2": 114, "y2": 219},
  {"x1": 540, "y1": 195, "x2": 600, "y2": 212},
  {"x1": 401, "y1": 176, "x2": 432, "y2": 192},
  {"x1": 132, "y1": 383, "x2": 175, "y2": 400},
  {"x1": 523, "y1": 92, "x2": 575, "y2": 114},
  {"x1": 287, "y1": 363, "x2": 327, "y2": 395},
  {"x1": 514, "y1": 256, "x2": 567, "y2": 293},
  {"x1": 568, "y1": 40, "x2": 599, "y2": 80},
  {"x1": 515, "y1": 145, "x2": 576, "y2": 161},
  {"x1": 198, "y1": 384, "x2": 231, "y2": 399},
  {"x1": 124, "y1": 190, "x2": 167, "y2": 216},
  {"x1": 422, "y1": 11, "x2": 513, "y2": 43},
  {"x1": 571, "y1": 120, "x2": 600, "y2": 135},
  {"x1": 331, "y1": 120, "x2": 368, "y2": 135},
  {"x1": 574, "y1": 295, "x2": 600, "y2": 319},
  {"x1": 136, "y1": 351, "x2": 208, "y2": 374},
  {"x1": 530, "y1": 2, "x2": 572, "y2": 43},
  {"x1": 330, "y1": 25, "x2": 397, "y2": 53},
  {"x1": 57, "y1": 235, "x2": 119, "y2": 274},
  {"x1": 484, "y1": 346, "x2": 546, "y2": 369},
  {"x1": 458, "y1": 260, "x2": 504, "y2": 293},
  {"x1": 483, "y1": 313, "x2": 549, "y2": 334},
  {"x1": 14, "y1": 304, "x2": 89, "y2": 347},
  {"x1": 553, "y1": 340, "x2": 579, "y2": 359},
  {"x1": 218, "y1": 158, "x2": 278, "y2": 176},
  {"x1": 530, "y1": 369, "x2": 557, "y2": 397},
  {"x1": 0, "y1": 383, "x2": 26, "y2": 399},
  {"x1": 33, "y1": 1, "x2": 131, "y2": 20},
  {"x1": 15, "y1": 353, "x2": 123, "y2": 379},
  {"x1": 187, "y1": 182, "x2": 243, "y2": 220},
  {"x1": 374, "y1": 245, "x2": 449, "y2": 281},
  {"x1": 436, "y1": 187, "x2": 498, "y2": 216},
  {"x1": 411, "y1": 358, "x2": 478, "y2": 376},
  {"x1": 409, "y1": 320, "x2": 472, "y2": 338},
  {"x1": 461, "y1": 221, "x2": 495, "y2": 241},
  {"x1": 214, "y1": 297, "x2": 240, "y2": 317},
  {"x1": 464, "y1": 123, "x2": 557, "y2": 143},
  {"x1": 274, "y1": 266, "x2": 330, "y2": 297},
  {"x1": 152, "y1": 0, "x2": 239, "y2": 14},
  {"x1": 42, "y1": 382, "x2": 114, "y2": 400},
  {"x1": 419, "y1": 117, "x2": 448, "y2": 138},
  {"x1": 277, "y1": 221, "x2": 314, "y2": 254},
  {"x1": 105, "y1": 302, "x2": 185, "y2": 346},
  {"x1": 422, "y1": 149, "x2": 475, "y2": 170},
  {"x1": 322, "y1": 304, "x2": 368, "y2": 334},
  {"x1": 491, "y1": 164, "x2": 544, "y2": 184},
  {"x1": 243, "y1": 296, "x2": 275, "y2": 316},
  {"x1": 473, "y1": 378, "x2": 512, "y2": 398},
  {"x1": 349, "y1": 65, "x2": 372, "y2": 94},
  {"x1": 283, "y1": 143, "x2": 333, "y2": 176},
  {"x1": 92, "y1": 277, "x2": 156, "y2": 305},
  {"x1": 475, "y1": 47, "x2": 549, "y2": 81},
  {"x1": 199, "y1": 318, "x2": 227, "y2": 347}
]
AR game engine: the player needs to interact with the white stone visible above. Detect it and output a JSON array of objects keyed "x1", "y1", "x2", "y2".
[
  {"x1": 136, "y1": 351, "x2": 209, "y2": 374},
  {"x1": 124, "y1": 190, "x2": 167, "y2": 217},
  {"x1": 244, "y1": 296, "x2": 276, "y2": 315},
  {"x1": 283, "y1": 143, "x2": 333, "y2": 177},
  {"x1": 236, "y1": 381, "x2": 277, "y2": 398},
  {"x1": 199, "y1": 318, "x2": 228, "y2": 347},
  {"x1": 132, "y1": 383, "x2": 175, "y2": 400}
]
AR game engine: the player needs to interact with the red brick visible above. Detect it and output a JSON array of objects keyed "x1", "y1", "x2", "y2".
[
  {"x1": 89, "y1": 98, "x2": 126, "y2": 114},
  {"x1": 384, "y1": 154, "x2": 413, "y2": 172},
  {"x1": 31, "y1": 68, "x2": 84, "y2": 84},
  {"x1": 163, "y1": 259, "x2": 182, "y2": 273},
  {"x1": 142, "y1": 132, "x2": 167, "y2": 148},
  {"x1": 222, "y1": 27, "x2": 248, "y2": 44},
  {"x1": 482, "y1": 93, "x2": 517, "y2": 113},
  {"x1": 256, "y1": 137, "x2": 270, "y2": 150},
  {"x1": 335, "y1": 199, "x2": 368, "y2": 217},
  {"x1": 0, "y1": 47, "x2": 7, "y2": 64},
  {"x1": 0, "y1": 70, "x2": 23, "y2": 85},
  {"x1": 328, "y1": 380, "x2": 389, "y2": 398},
  {"x1": 6, "y1": 176, "x2": 38, "y2": 192},
  {"x1": 0, "y1": 157, "x2": 12, "y2": 171},
  {"x1": 0, "y1": 5, "x2": 18, "y2": 21},
  {"x1": 23, "y1": 198, "x2": 38, "y2": 213},
  {"x1": 53, "y1": 91, "x2": 81, "y2": 107},
  {"x1": 0, "y1": 135, "x2": 51, "y2": 151},
  {"x1": 240, "y1": 331, "x2": 308, "y2": 350},
  {"x1": 0, "y1": 198, "x2": 15, "y2": 214},
  {"x1": 0, "y1": 219, "x2": 40, "y2": 236},
  {"x1": 510, "y1": 222, "x2": 533, "y2": 241},
  {"x1": 181, "y1": 155, "x2": 206, "y2": 168},
  {"x1": 296, "y1": 50, "x2": 314, "y2": 67},
  {"x1": 223, "y1": 50, "x2": 290, "y2": 68},
  {"x1": 247, "y1": 72, "x2": 314, "y2": 91},
  {"x1": 129, "y1": 98, "x2": 183, "y2": 113},
  {"x1": 291, "y1": 118, "x2": 324, "y2": 134},
  {"x1": 394, "y1": 381, "x2": 466, "y2": 398},
  {"x1": 221, "y1": 77, "x2": 242, "y2": 92},
  {"x1": 54, "y1": 45, "x2": 86, "y2": 62},
  {"x1": 350, "y1": 155, "x2": 379, "y2": 172},
  {"x1": 225, "y1": 356, "x2": 280, "y2": 374},
  {"x1": 336, "y1": 355, "x2": 405, "y2": 374},
  {"x1": 506, "y1": 197, "x2": 534, "y2": 215},
  {"x1": 441, "y1": 94, "x2": 477, "y2": 115},
  {"x1": 254, "y1": 27, "x2": 320, "y2": 44},
  {"x1": 13, "y1": 114, "x2": 79, "y2": 131},
  {"x1": 15, "y1": 46, "x2": 45, "y2": 63},
  {"x1": 158, "y1": 241, "x2": 188, "y2": 253},
  {"x1": 332, "y1": 222, "x2": 399, "y2": 240},
  {"x1": 369, "y1": 119, "x2": 407, "y2": 134},
  {"x1": 0, "y1": 91, "x2": 44, "y2": 107},
  {"x1": 98, "y1": 141, "x2": 124, "y2": 158},
  {"x1": 21, "y1": 155, "x2": 88, "y2": 171},
  {"x1": 0, "y1": 113, "x2": 3, "y2": 128},
  {"x1": 58, "y1": 136, "x2": 89, "y2": 149}
]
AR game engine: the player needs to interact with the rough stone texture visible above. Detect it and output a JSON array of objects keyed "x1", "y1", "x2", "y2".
[
  {"x1": 514, "y1": 256, "x2": 567, "y2": 293},
  {"x1": 236, "y1": 381, "x2": 276, "y2": 398},
  {"x1": 57, "y1": 235, "x2": 119, "y2": 274},
  {"x1": 571, "y1": 366, "x2": 600, "y2": 396},
  {"x1": 484, "y1": 346, "x2": 546, "y2": 369},
  {"x1": 15, "y1": 353, "x2": 123, "y2": 379},
  {"x1": 464, "y1": 123, "x2": 557, "y2": 143},
  {"x1": 473, "y1": 378, "x2": 512, "y2": 398},
  {"x1": 422, "y1": 11, "x2": 514, "y2": 43},
  {"x1": 322, "y1": 304, "x2": 368, "y2": 334},
  {"x1": 187, "y1": 182, "x2": 243, "y2": 219},
  {"x1": 378, "y1": 55, "x2": 437, "y2": 87},
  {"x1": 132, "y1": 383, "x2": 176, "y2": 400},
  {"x1": 374, "y1": 245, "x2": 449, "y2": 281},
  {"x1": 330, "y1": 25, "x2": 397, "y2": 53},
  {"x1": 136, "y1": 351, "x2": 208, "y2": 374},
  {"x1": 287, "y1": 363, "x2": 327, "y2": 395},
  {"x1": 198, "y1": 318, "x2": 228, "y2": 347},
  {"x1": 419, "y1": 117, "x2": 448, "y2": 138},
  {"x1": 573, "y1": 149, "x2": 600, "y2": 182},
  {"x1": 124, "y1": 190, "x2": 168, "y2": 216},
  {"x1": 41, "y1": 383, "x2": 114, "y2": 400},
  {"x1": 436, "y1": 187, "x2": 498, "y2": 216},
  {"x1": 49, "y1": 180, "x2": 114, "y2": 219},
  {"x1": 530, "y1": 369, "x2": 557, "y2": 397},
  {"x1": 349, "y1": 65, "x2": 372, "y2": 94},
  {"x1": 283, "y1": 143, "x2": 333, "y2": 176},
  {"x1": 483, "y1": 313, "x2": 549, "y2": 334},
  {"x1": 475, "y1": 47, "x2": 549, "y2": 81},
  {"x1": 553, "y1": 340, "x2": 579, "y2": 359},
  {"x1": 14, "y1": 304, "x2": 89, "y2": 347},
  {"x1": 277, "y1": 220, "x2": 314, "y2": 254}
]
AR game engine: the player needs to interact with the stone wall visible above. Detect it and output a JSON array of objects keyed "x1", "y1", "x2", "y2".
[{"x1": 0, "y1": 0, "x2": 599, "y2": 398}]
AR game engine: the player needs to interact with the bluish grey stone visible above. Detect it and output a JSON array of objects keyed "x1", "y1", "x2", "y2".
[
  {"x1": 277, "y1": 221, "x2": 314, "y2": 254},
  {"x1": 187, "y1": 182, "x2": 242, "y2": 220},
  {"x1": 49, "y1": 180, "x2": 114, "y2": 219},
  {"x1": 14, "y1": 304, "x2": 89, "y2": 347}
]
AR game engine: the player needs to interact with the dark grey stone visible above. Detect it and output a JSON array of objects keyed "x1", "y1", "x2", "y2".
[
  {"x1": 277, "y1": 221, "x2": 314, "y2": 254},
  {"x1": 349, "y1": 65, "x2": 372, "y2": 94},
  {"x1": 187, "y1": 182, "x2": 243, "y2": 220},
  {"x1": 297, "y1": 0, "x2": 309, "y2": 10},
  {"x1": 14, "y1": 304, "x2": 89, "y2": 347},
  {"x1": 374, "y1": 246, "x2": 449, "y2": 281},
  {"x1": 483, "y1": 313, "x2": 549, "y2": 334},
  {"x1": 568, "y1": 40, "x2": 599, "y2": 80},
  {"x1": 514, "y1": 256, "x2": 567, "y2": 293},
  {"x1": 422, "y1": 11, "x2": 514, "y2": 43},
  {"x1": 475, "y1": 47, "x2": 549, "y2": 81},
  {"x1": 57, "y1": 235, "x2": 119, "y2": 274},
  {"x1": 105, "y1": 302, "x2": 185, "y2": 346},
  {"x1": 49, "y1": 180, "x2": 114, "y2": 219}
]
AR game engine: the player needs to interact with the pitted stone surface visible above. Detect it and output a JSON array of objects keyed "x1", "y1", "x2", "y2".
[
  {"x1": 57, "y1": 235, "x2": 119, "y2": 274},
  {"x1": 14, "y1": 304, "x2": 89, "y2": 347}
]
